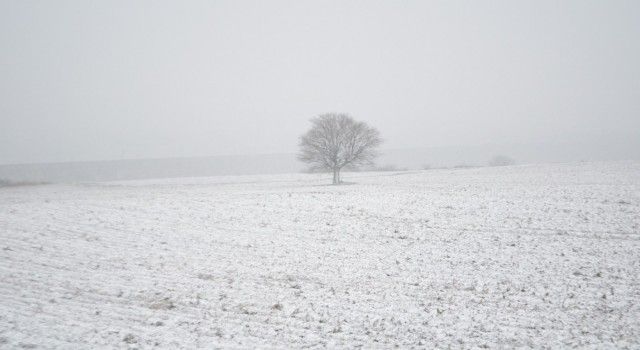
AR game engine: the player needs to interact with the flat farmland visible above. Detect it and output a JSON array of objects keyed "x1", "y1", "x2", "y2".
[{"x1": 1, "y1": 161, "x2": 639, "y2": 348}]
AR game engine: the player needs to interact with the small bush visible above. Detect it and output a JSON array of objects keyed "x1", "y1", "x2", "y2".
[{"x1": 488, "y1": 155, "x2": 515, "y2": 167}]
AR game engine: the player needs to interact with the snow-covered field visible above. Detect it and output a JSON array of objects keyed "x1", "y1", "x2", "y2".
[{"x1": 1, "y1": 161, "x2": 639, "y2": 349}]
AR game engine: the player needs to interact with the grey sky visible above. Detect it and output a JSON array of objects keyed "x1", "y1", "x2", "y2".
[{"x1": 1, "y1": 0, "x2": 639, "y2": 164}]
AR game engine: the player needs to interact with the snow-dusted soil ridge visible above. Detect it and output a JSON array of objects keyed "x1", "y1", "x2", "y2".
[{"x1": 1, "y1": 162, "x2": 639, "y2": 349}]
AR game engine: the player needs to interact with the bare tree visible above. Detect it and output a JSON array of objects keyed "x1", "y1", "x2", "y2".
[{"x1": 298, "y1": 113, "x2": 382, "y2": 184}]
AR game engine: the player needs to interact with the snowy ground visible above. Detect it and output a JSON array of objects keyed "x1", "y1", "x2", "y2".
[{"x1": 1, "y1": 161, "x2": 639, "y2": 349}]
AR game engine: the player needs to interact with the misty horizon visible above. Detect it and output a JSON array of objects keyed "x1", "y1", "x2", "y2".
[
  {"x1": 2, "y1": 0, "x2": 639, "y2": 165},
  {"x1": 1, "y1": 2, "x2": 639, "y2": 348}
]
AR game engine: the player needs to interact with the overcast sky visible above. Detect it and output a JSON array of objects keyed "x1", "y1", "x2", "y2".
[{"x1": 1, "y1": 0, "x2": 639, "y2": 164}]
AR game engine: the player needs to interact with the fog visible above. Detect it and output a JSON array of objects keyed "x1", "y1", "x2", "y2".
[
  {"x1": 1, "y1": 1, "x2": 639, "y2": 179},
  {"x1": 3, "y1": 3, "x2": 640, "y2": 347}
]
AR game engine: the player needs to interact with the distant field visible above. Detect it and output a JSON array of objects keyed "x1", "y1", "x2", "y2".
[{"x1": 1, "y1": 162, "x2": 639, "y2": 348}]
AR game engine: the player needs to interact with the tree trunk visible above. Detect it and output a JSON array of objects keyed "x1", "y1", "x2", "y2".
[{"x1": 332, "y1": 168, "x2": 340, "y2": 185}]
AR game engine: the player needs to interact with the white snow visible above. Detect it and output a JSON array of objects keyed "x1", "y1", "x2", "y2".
[{"x1": 1, "y1": 161, "x2": 639, "y2": 348}]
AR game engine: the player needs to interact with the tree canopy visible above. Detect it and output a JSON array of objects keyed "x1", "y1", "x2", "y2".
[{"x1": 298, "y1": 113, "x2": 382, "y2": 184}]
